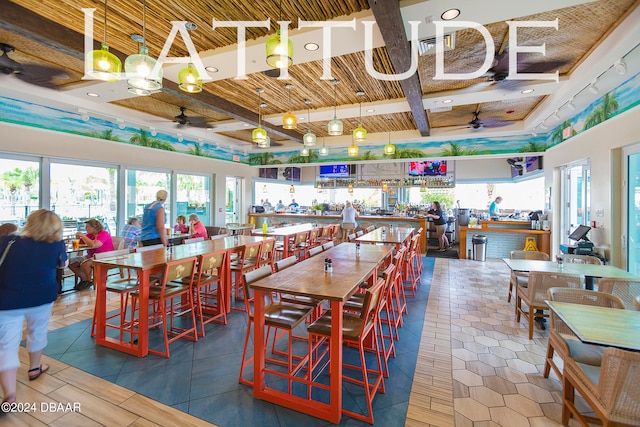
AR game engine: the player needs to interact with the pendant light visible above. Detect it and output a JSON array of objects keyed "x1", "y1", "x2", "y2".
[
  {"x1": 257, "y1": 135, "x2": 271, "y2": 148},
  {"x1": 327, "y1": 80, "x2": 343, "y2": 135},
  {"x1": 420, "y1": 181, "x2": 427, "y2": 192},
  {"x1": 348, "y1": 183, "x2": 354, "y2": 195},
  {"x1": 87, "y1": 0, "x2": 122, "y2": 82},
  {"x1": 178, "y1": 62, "x2": 202, "y2": 93},
  {"x1": 383, "y1": 118, "x2": 396, "y2": 155},
  {"x1": 252, "y1": 88, "x2": 268, "y2": 146},
  {"x1": 347, "y1": 139, "x2": 359, "y2": 157},
  {"x1": 300, "y1": 147, "x2": 309, "y2": 157},
  {"x1": 266, "y1": 0, "x2": 293, "y2": 69},
  {"x1": 303, "y1": 99, "x2": 316, "y2": 146},
  {"x1": 289, "y1": 184, "x2": 295, "y2": 194},
  {"x1": 319, "y1": 137, "x2": 329, "y2": 156},
  {"x1": 352, "y1": 91, "x2": 367, "y2": 142},
  {"x1": 125, "y1": 0, "x2": 162, "y2": 91},
  {"x1": 282, "y1": 84, "x2": 297, "y2": 129},
  {"x1": 382, "y1": 182, "x2": 388, "y2": 193}
]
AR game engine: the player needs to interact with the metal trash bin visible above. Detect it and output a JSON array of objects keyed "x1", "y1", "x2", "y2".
[{"x1": 472, "y1": 235, "x2": 487, "y2": 261}]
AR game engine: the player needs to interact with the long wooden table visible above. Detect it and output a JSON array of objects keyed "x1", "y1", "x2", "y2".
[
  {"x1": 252, "y1": 223, "x2": 316, "y2": 258},
  {"x1": 502, "y1": 258, "x2": 638, "y2": 290},
  {"x1": 249, "y1": 243, "x2": 393, "y2": 423},
  {"x1": 546, "y1": 301, "x2": 640, "y2": 351},
  {"x1": 356, "y1": 227, "x2": 413, "y2": 250},
  {"x1": 93, "y1": 235, "x2": 264, "y2": 357}
]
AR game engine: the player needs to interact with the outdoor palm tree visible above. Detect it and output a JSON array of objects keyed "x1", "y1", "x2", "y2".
[
  {"x1": 129, "y1": 129, "x2": 175, "y2": 151},
  {"x1": 248, "y1": 152, "x2": 282, "y2": 165}
]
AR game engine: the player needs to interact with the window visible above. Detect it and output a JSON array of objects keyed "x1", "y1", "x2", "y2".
[
  {"x1": 0, "y1": 157, "x2": 40, "y2": 226},
  {"x1": 176, "y1": 174, "x2": 211, "y2": 226},
  {"x1": 561, "y1": 162, "x2": 590, "y2": 243},
  {"x1": 125, "y1": 169, "x2": 170, "y2": 228}
]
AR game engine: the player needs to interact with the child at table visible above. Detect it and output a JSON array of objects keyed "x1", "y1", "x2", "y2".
[{"x1": 174, "y1": 215, "x2": 189, "y2": 234}]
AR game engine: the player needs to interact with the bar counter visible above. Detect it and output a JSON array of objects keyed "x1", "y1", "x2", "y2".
[
  {"x1": 248, "y1": 213, "x2": 427, "y2": 252},
  {"x1": 459, "y1": 220, "x2": 551, "y2": 259}
]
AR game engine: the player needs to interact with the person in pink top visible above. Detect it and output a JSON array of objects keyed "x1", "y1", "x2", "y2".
[
  {"x1": 69, "y1": 218, "x2": 114, "y2": 290},
  {"x1": 188, "y1": 214, "x2": 208, "y2": 239}
]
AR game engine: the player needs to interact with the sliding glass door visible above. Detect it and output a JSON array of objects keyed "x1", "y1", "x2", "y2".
[
  {"x1": 560, "y1": 161, "x2": 590, "y2": 243},
  {"x1": 625, "y1": 147, "x2": 640, "y2": 275}
]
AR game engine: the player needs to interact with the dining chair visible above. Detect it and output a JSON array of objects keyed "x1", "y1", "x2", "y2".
[
  {"x1": 563, "y1": 254, "x2": 603, "y2": 265},
  {"x1": 90, "y1": 248, "x2": 137, "y2": 340},
  {"x1": 321, "y1": 241, "x2": 334, "y2": 251},
  {"x1": 355, "y1": 230, "x2": 364, "y2": 238},
  {"x1": 308, "y1": 246, "x2": 323, "y2": 257},
  {"x1": 347, "y1": 233, "x2": 357, "y2": 242},
  {"x1": 562, "y1": 347, "x2": 640, "y2": 426},
  {"x1": 193, "y1": 249, "x2": 228, "y2": 336},
  {"x1": 515, "y1": 271, "x2": 582, "y2": 340},
  {"x1": 544, "y1": 287, "x2": 624, "y2": 382},
  {"x1": 131, "y1": 256, "x2": 199, "y2": 358},
  {"x1": 306, "y1": 269, "x2": 387, "y2": 424},
  {"x1": 238, "y1": 265, "x2": 312, "y2": 389},
  {"x1": 597, "y1": 277, "x2": 640, "y2": 310},
  {"x1": 342, "y1": 222, "x2": 356, "y2": 243},
  {"x1": 135, "y1": 244, "x2": 164, "y2": 252},
  {"x1": 183, "y1": 236, "x2": 205, "y2": 244},
  {"x1": 331, "y1": 224, "x2": 341, "y2": 245},
  {"x1": 240, "y1": 223, "x2": 255, "y2": 235},
  {"x1": 275, "y1": 256, "x2": 324, "y2": 316},
  {"x1": 317, "y1": 224, "x2": 334, "y2": 245},
  {"x1": 230, "y1": 241, "x2": 263, "y2": 305},
  {"x1": 257, "y1": 238, "x2": 277, "y2": 272},
  {"x1": 403, "y1": 235, "x2": 422, "y2": 297},
  {"x1": 507, "y1": 250, "x2": 550, "y2": 303}
]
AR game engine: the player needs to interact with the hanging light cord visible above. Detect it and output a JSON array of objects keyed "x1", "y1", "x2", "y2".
[
  {"x1": 103, "y1": 0, "x2": 108, "y2": 42},
  {"x1": 258, "y1": 91, "x2": 262, "y2": 127},
  {"x1": 307, "y1": 106, "x2": 311, "y2": 131},
  {"x1": 333, "y1": 84, "x2": 337, "y2": 117},
  {"x1": 142, "y1": 0, "x2": 147, "y2": 47}
]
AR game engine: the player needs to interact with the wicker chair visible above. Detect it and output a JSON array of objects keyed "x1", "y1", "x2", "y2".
[
  {"x1": 598, "y1": 278, "x2": 640, "y2": 310},
  {"x1": 544, "y1": 288, "x2": 624, "y2": 381},
  {"x1": 515, "y1": 271, "x2": 582, "y2": 340},
  {"x1": 507, "y1": 250, "x2": 550, "y2": 303},
  {"x1": 563, "y1": 347, "x2": 640, "y2": 426}
]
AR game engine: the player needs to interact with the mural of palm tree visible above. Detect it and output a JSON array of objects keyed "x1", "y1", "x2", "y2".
[
  {"x1": 85, "y1": 129, "x2": 121, "y2": 141},
  {"x1": 129, "y1": 129, "x2": 175, "y2": 151},
  {"x1": 354, "y1": 150, "x2": 377, "y2": 161},
  {"x1": 386, "y1": 147, "x2": 426, "y2": 159},
  {"x1": 520, "y1": 140, "x2": 548, "y2": 153},
  {"x1": 248, "y1": 152, "x2": 282, "y2": 165},
  {"x1": 188, "y1": 142, "x2": 207, "y2": 157},
  {"x1": 584, "y1": 92, "x2": 619, "y2": 130},
  {"x1": 441, "y1": 142, "x2": 478, "y2": 156},
  {"x1": 287, "y1": 150, "x2": 319, "y2": 164}
]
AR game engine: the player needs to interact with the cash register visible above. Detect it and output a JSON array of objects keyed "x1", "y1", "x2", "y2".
[{"x1": 559, "y1": 225, "x2": 595, "y2": 255}]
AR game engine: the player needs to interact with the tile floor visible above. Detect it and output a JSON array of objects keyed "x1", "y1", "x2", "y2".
[{"x1": 7, "y1": 257, "x2": 593, "y2": 426}]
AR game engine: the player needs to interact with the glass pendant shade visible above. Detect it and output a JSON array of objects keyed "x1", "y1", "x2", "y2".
[
  {"x1": 420, "y1": 182, "x2": 427, "y2": 192},
  {"x1": 382, "y1": 183, "x2": 388, "y2": 193},
  {"x1": 319, "y1": 142, "x2": 329, "y2": 156},
  {"x1": 352, "y1": 124, "x2": 367, "y2": 142},
  {"x1": 347, "y1": 141, "x2": 359, "y2": 156},
  {"x1": 257, "y1": 135, "x2": 271, "y2": 148},
  {"x1": 282, "y1": 111, "x2": 297, "y2": 129},
  {"x1": 384, "y1": 141, "x2": 396, "y2": 155},
  {"x1": 266, "y1": 30, "x2": 293, "y2": 68},
  {"x1": 303, "y1": 130, "x2": 317, "y2": 146},
  {"x1": 125, "y1": 45, "x2": 162, "y2": 90},
  {"x1": 88, "y1": 42, "x2": 122, "y2": 82},
  {"x1": 300, "y1": 147, "x2": 309, "y2": 157},
  {"x1": 348, "y1": 183, "x2": 354, "y2": 194},
  {"x1": 289, "y1": 184, "x2": 295, "y2": 194},
  {"x1": 178, "y1": 63, "x2": 202, "y2": 93},
  {"x1": 127, "y1": 86, "x2": 151, "y2": 96},
  {"x1": 328, "y1": 117, "x2": 343, "y2": 135},
  {"x1": 253, "y1": 127, "x2": 268, "y2": 145}
]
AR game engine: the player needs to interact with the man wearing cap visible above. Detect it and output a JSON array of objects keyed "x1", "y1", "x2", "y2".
[{"x1": 140, "y1": 189, "x2": 168, "y2": 247}]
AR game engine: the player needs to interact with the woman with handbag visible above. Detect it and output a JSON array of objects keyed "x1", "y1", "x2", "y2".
[{"x1": 0, "y1": 209, "x2": 68, "y2": 410}]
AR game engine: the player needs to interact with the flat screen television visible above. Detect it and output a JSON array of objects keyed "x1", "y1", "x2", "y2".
[
  {"x1": 408, "y1": 160, "x2": 447, "y2": 176},
  {"x1": 319, "y1": 164, "x2": 351, "y2": 178},
  {"x1": 526, "y1": 156, "x2": 543, "y2": 173},
  {"x1": 259, "y1": 167, "x2": 278, "y2": 179},
  {"x1": 282, "y1": 167, "x2": 301, "y2": 182},
  {"x1": 568, "y1": 225, "x2": 591, "y2": 241}
]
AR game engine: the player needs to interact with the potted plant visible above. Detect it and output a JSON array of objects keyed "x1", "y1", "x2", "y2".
[{"x1": 312, "y1": 203, "x2": 324, "y2": 215}]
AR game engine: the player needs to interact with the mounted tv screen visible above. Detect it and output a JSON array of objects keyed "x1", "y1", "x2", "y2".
[
  {"x1": 319, "y1": 164, "x2": 351, "y2": 178},
  {"x1": 408, "y1": 160, "x2": 447, "y2": 176},
  {"x1": 259, "y1": 167, "x2": 278, "y2": 179},
  {"x1": 526, "y1": 156, "x2": 543, "y2": 173},
  {"x1": 282, "y1": 167, "x2": 301, "y2": 182}
]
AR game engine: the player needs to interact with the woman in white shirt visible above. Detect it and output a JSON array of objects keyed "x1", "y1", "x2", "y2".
[{"x1": 341, "y1": 201, "x2": 359, "y2": 240}]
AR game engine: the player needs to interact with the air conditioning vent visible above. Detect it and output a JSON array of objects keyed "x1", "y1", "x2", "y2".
[{"x1": 418, "y1": 33, "x2": 455, "y2": 56}]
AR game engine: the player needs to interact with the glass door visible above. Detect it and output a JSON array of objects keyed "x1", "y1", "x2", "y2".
[
  {"x1": 225, "y1": 177, "x2": 242, "y2": 224},
  {"x1": 625, "y1": 147, "x2": 640, "y2": 275},
  {"x1": 560, "y1": 161, "x2": 590, "y2": 243}
]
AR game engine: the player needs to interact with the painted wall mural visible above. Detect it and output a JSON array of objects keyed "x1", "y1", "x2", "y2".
[{"x1": 0, "y1": 71, "x2": 638, "y2": 166}]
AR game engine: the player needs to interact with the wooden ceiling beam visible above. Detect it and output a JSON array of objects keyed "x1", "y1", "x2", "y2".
[
  {"x1": 0, "y1": 1, "x2": 302, "y2": 144},
  {"x1": 367, "y1": 0, "x2": 430, "y2": 136}
]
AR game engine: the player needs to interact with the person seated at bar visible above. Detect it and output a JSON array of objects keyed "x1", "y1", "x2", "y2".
[
  {"x1": 288, "y1": 199, "x2": 299, "y2": 209},
  {"x1": 0, "y1": 223, "x2": 18, "y2": 236},
  {"x1": 174, "y1": 215, "x2": 189, "y2": 234},
  {"x1": 120, "y1": 217, "x2": 141, "y2": 249},
  {"x1": 188, "y1": 214, "x2": 208, "y2": 239},
  {"x1": 69, "y1": 218, "x2": 114, "y2": 290},
  {"x1": 275, "y1": 200, "x2": 286, "y2": 212}
]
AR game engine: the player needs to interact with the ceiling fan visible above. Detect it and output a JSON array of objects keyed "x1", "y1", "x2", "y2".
[
  {"x1": 173, "y1": 107, "x2": 211, "y2": 128},
  {"x1": 0, "y1": 42, "x2": 68, "y2": 89},
  {"x1": 445, "y1": 109, "x2": 511, "y2": 132}
]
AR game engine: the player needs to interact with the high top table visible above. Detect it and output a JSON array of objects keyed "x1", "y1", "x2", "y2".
[
  {"x1": 249, "y1": 243, "x2": 393, "y2": 423},
  {"x1": 502, "y1": 258, "x2": 638, "y2": 290},
  {"x1": 252, "y1": 223, "x2": 317, "y2": 258},
  {"x1": 93, "y1": 235, "x2": 264, "y2": 357}
]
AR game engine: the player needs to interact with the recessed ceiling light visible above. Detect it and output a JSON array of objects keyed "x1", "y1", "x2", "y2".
[
  {"x1": 243, "y1": 123, "x2": 250, "y2": 127},
  {"x1": 205, "y1": 66, "x2": 219, "y2": 73},
  {"x1": 442, "y1": 99, "x2": 453, "y2": 104},
  {"x1": 366, "y1": 108, "x2": 375, "y2": 113},
  {"x1": 521, "y1": 89, "x2": 534, "y2": 94},
  {"x1": 304, "y1": 43, "x2": 319, "y2": 51},
  {"x1": 86, "y1": 92, "x2": 100, "y2": 97},
  {"x1": 441, "y1": 9, "x2": 460, "y2": 20}
]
